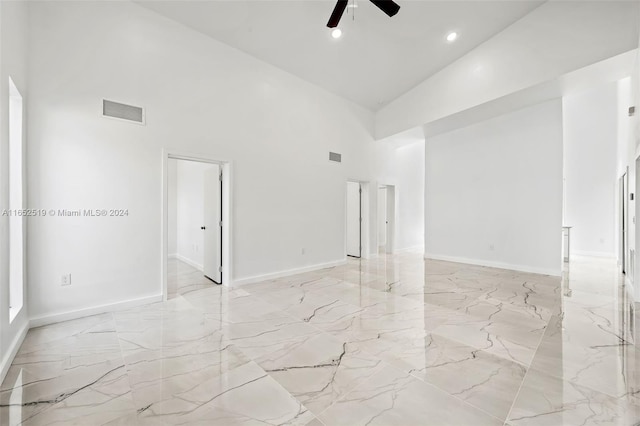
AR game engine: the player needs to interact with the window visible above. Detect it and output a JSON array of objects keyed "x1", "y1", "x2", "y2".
[{"x1": 9, "y1": 77, "x2": 24, "y2": 323}]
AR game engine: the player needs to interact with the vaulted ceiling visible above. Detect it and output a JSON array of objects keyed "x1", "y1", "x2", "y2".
[{"x1": 136, "y1": 0, "x2": 544, "y2": 110}]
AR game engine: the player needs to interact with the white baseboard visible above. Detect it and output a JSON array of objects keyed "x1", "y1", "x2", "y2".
[
  {"x1": 168, "y1": 253, "x2": 177, "y2": 259},
  {"x1": 233, "y1": 259, "x2": 347, "y2": 286},
  {"x1": 572, "y1": 250, "x2": 616, "y2": 259},
  {"x1": 29, "y1": 294, "x2": 163, "y2": 328},
  {"x1": 396, "y1": 245, "x2": 424, "y2": 253},
  {"x1": 423, "y1": 253, "x2": 561, "y2": 277},
  {"x1": 174, "y1": 254, "x2": 203, "y2": 272},
  {"x1": 0, "y1": 320, "x2": 29, "y2": 385}
]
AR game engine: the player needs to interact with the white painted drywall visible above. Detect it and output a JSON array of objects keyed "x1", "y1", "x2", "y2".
[
  {"x1": 0, "y1": 0, "x2": 30, "y2": 383},
  {"x1": 369, "y1": 139, "x2": 425, "y2": 253},
  {"x1": 395, "y1": 142, "x2": 425, "y2": 250},
  {"x1": 26, "y1": 1, "x2": 378, "y2": 319},
  {"x1": 425, "y1": 100, "x2": 564, "y2": 275},
  {"x1": 376, "y1": 1, "x2": 639, "y2": 139},
  {"x1": 563, "y1": 82, "x2": 618, "y2": 258}
]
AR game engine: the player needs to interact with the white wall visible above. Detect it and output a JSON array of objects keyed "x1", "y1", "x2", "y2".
[
  {"x1": 395, "y1": 142, "x2": 425, "y2": 250},
  {"x1": 563, "y1": 83, "x2": 618, "y2": 258},
  {"x1": 0, "y1": 0, "x2": 30, "y2": 383},
  {"x1": 376, "y1": 1, "x2": 639, "y2": 140},
  {"x1": 369, "y1": 138, "x2": 425, "y2": 253},
  {"x1": 425, "y1": 100, "x2": 564, "y2": 276},
  {"x1": 26, "y1": 1, "x2": 378, "y2": 320}
]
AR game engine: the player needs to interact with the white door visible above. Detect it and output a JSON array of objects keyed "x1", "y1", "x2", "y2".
[
  {"x1": 378, "y1": 187, "x2": 387, "y2": 249},
  {"x1": 203, "y1": 164, "x2": 222, "y2": 283},
  {"x1": 346, "y1": 182, "x2": 361, "y2": 257}
]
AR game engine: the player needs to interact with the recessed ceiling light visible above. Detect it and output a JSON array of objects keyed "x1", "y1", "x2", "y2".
[
  {"x1": 331, "y1": 28, "x2": 343, "y2": 39},
  {"x1": 446, "y1": 32, "x2": 458, "y2": 42}
]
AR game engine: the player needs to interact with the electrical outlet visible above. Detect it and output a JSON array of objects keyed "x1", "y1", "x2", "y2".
[
  {"x1": 61, "y1": 274, "x2": 71, "y2": 286},
  {"x1": 489, "y1": 244, "x2": 495, "y2": 251}
]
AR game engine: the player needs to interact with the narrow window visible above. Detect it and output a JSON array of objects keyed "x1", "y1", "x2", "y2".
[{"x1": 9, "y1": 77, "x2": 24, "y2": 322}]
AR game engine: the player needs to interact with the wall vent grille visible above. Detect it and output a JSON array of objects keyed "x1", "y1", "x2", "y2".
[
  {"x1": 102, "y1": 99, "x2": 144, "y2": 124},
  {"x1": 329, "y1": 152, "x2": 342, "y2": 163}
]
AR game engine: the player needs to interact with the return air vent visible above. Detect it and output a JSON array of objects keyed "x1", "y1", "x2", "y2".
[
  {"x1": 102, "y1": 99, "x2": 145, "y2": 124},
  {"x1": 329, "y1": 152, "x2": 342, "y2": 163}
]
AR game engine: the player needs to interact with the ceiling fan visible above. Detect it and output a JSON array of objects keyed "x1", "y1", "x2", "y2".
[{"x1": 327, "y1": 0, "x2": 400, "y2": 28}]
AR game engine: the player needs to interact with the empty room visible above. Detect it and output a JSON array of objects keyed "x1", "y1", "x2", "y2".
[{"x1": 1, "y1": 0, "x2": 640, "y2": 425}]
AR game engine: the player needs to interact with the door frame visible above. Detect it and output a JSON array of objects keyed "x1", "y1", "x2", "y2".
[
  {"x1": 621, "y1": 169, "x2": 629, "y2": 274},
  {"x1": 346, "y1": 181, "x2": 362, "y2": 258},
  {"x1": 161, "y1": 149, "x2": 233, "y2": 300},
  {"x1": 203, "y1": 165, "x2": 223, "y2": 284}
]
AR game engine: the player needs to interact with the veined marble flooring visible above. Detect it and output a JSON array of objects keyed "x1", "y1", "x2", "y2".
[
  {"x1": 2, "y1": 252, "x2": 639, "y2": 425},
  {"x1": 167, "y1": 258, "x2": 217, "y2": 300}
]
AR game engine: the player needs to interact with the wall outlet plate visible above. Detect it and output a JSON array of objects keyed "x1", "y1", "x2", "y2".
[{"x1": 61, "y1": 274, "x2": 71, "y2": 286}]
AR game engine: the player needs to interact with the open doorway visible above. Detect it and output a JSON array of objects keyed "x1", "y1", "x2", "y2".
[{"x1": 163, "y1": 154, "x2": 229, "y2": 300}]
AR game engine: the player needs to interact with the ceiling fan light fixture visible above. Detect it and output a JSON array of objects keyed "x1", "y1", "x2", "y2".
[
  {"x1": 331, "y1": 28, "x2": 343, "y2": 39},
  {"x1": 446, "y1": 32, "x2": 458, "y2": 42},
  {"x1": 327, "y1": 0, "x2": 399, "y2": 28}
]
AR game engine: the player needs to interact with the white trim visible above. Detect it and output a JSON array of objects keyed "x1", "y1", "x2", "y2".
[
  {"x1": 168, "y1": 253, "x2": 178, "y2": 259},
  {"x1": 423, "y1": 253, "x2": 561, "y2": 277},
  {"x1": 29, "y1": 294, "x2": 162, "y2": 328},
  {"x1": 174, "y1": 254, "x2": 203, "y2": 272},
  {"x1": 395, "y1": 245, "x2": 424, "y2": 253},
  {"x1": 0, "y1": 320, "x2": 29, "y2": 385},
  {"x1": 233, "y1": 259, "x2": 347, "y2": 286},
  {"x1": 571, "y1": 250, "x2": 616, "y2": 259}
]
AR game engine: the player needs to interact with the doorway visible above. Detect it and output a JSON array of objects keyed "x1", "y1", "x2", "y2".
[
  {"x1": 163, "y1": 152, "x2": 230, "y2": 300},
  {"x1": 346, "y1": 181, "x2": 362, "y2": 258}
]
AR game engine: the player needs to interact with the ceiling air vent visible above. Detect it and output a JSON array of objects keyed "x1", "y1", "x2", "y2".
[
  {"x1": 329, "y1": 152, "x2": 342, "y2": 163},
  {"x1": 102, "y1": 99, "x2": 145, "y2": 124}
]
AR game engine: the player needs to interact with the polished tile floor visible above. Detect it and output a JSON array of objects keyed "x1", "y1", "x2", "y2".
[{"x1": 1, "y1": 252, "x2": 639, "y2": 425}]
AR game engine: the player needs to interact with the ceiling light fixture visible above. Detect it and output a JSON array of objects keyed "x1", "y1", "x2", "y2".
[
  {"x1": 446, "y1": 32, "x2": 458, "y2": 42},
  {"x1": 331, "y1": 28, "x2": 343, "y2": 39}
]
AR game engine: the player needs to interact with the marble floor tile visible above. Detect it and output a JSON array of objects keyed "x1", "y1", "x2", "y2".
[
  {"x1": 507, "y1": 367, "x2": 640, "y2": 426},
  {"x1": 254, "y1": 333, "x2": 384, "y2": 415},
  {"x1": 167, "y1": 258, "x2": 219, "y2": 299},
  {"x1": 137, "y1": 361, "x2": 315, "y2": 425},
  {"x1": 4, "y1": 253, "x2": 640, "y2": 425},
  {"x1": 404, "y1": 333, "x2": 526, "y2": 421},
  {"x1": 318, "y1": 365, "x2": 503, "y2": 425}
]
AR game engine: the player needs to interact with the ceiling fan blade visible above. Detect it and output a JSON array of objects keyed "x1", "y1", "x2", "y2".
[
  {"x1": 327, "y1": 0, "x2": 349, "y2": 28},
  {"x1": 369, "y1": 0, "x2": 400, "y2": 17}
]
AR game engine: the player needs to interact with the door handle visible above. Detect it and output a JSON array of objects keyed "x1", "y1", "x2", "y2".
[{"x1": 201, "y1": 226, "x2": 206, "y2": 230}]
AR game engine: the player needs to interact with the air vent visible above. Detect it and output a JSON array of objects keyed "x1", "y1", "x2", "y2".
[
  {"x1": 102, "y1": 99, "x2": 145, "y2": 124},
  {"x1": 329, "y1": 152, "x2": 342, "y2": 163}
]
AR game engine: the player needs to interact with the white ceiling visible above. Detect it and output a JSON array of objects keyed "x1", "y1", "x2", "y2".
[{"x1": 137, "y1": 0, "x2": 544, "y2": 110}]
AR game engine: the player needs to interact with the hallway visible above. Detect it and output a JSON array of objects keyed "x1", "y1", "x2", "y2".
[{"x1": 1, "y1": 252, "x2": 638, "y2": 425}]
